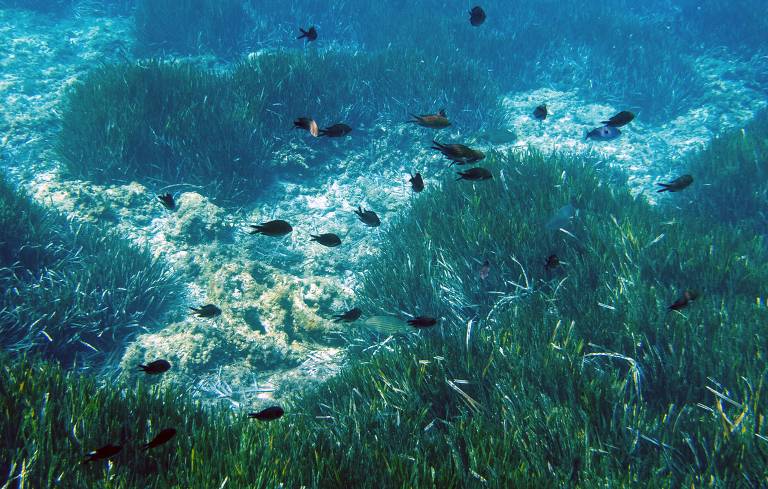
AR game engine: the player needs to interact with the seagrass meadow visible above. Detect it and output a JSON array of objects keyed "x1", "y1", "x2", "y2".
[
  {"x1": 2, "y1": 0, "x2": 768, "y2": 487},
  {"x1": 2, "y1": 147, "x2": 767, "y2": 488}
]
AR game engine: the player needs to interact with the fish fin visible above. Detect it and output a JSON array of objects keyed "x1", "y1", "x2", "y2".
[{"x1": 656, "y1": 184, "x2": 670, "y2": 193}]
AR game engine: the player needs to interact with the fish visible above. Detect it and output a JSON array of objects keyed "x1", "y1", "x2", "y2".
[
  {"x1": 293, "y1": 117, "x2": 319, "y2": 137},
  {"x1": 409, "y1": 173, "x2": 425, "y2": 192},
  {"x1": 332, "y1": 307, "x2": 362, "y2": 323},
  {"x1": 297, "y1": 26, "x2": 317, "y2": 41},
  {"x1": 248, "y1": 406, "x2": 284, "y2": 421},
  {"x1": 249, "y1": 219, "x2": 293, "y2": 237},
  {"x1": 479, "y1": 259, "x2": 490, "y2": 280},
  {"x1": 141, "y1": 428, "x2": 177, "y2": 450},
  {"x1": 544, "y1": 254, "x2": 560, "y2": 271},
  {"x1": 362, "y1": 315, "x2": 411, "y2": 335},
  {"x1": 407, "y1": 316, "x2": 438, "y2": 328},
  {"x1": 456, "y1": 167, "x2": 492, "y2": 181},
  {"x1": 310, "y1": 233, "x2": 342, "y2": 247},
  {"x1": 408, "y1": 109, "x2": 451, "y2": 129},
  {"x1": 83, "y1": 444, "x2": 122, "y2": 464},
  {"x1": 318, "y1": 123, "x2": 352, "y2": 137},
  {"x1": 157, "y1": 193, "x2": 175, "y2": 210},
  {"x1": 601, "y1": 111, "x2": 634, "y2": 127},
  {"x1": 431, "y1": 140, "x2": 485, "y2": 165},
  {"x1": 668, "y1": 290, "x2": 699, "y2": 311},
  {"x1": 533, "y1": 104, "x2": 548, "y2": 121},
  {"x1": 469, "y1": 6, "x2": 486, "y2": 26},
  {"x1": 570, "y1": 457, "x2": 582, "y2": 485},
  {"x1": 545, "y1": 203, "x2": 577, "y2": 231},
  {"x1": 585, "y1": 125, "x2": 621, "y2": 141},
  {"x1": 656, "y1": 174, "x2": 693, "y2": 193},
  {"x1": 138, "y1": 359, "x2": 171, "y2": 375},
  {"x1": 190, "y1": 304, "x2": 222, "y2": 318},
  {"x1": 354, "y1": 206, "x2": 381, "y2": 227}
]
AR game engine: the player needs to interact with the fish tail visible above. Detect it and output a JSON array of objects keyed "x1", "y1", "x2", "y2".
[
  {"x1": 656, "y1": 184, "x2": 669, "y2": 193},
  {"x1": 455, "y1": 174, "x2": 464, "y2": 181},
  {"x1": 297, "y1": 29, "x2": 307, "y2": 39}
]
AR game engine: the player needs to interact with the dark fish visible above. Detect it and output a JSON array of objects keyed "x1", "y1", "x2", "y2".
[
  {"x1": 601, "y1": 111, "x2": 635, "y2": 127},
  {"x1": 318, "y1": 123, "x2": 352, "y2": 137},
  {"x1": 293, "y1": 117, "x2": 319, "y2": 137},
  {"x1": 570, "y1": 457, "x2": 582, "y2": 485},
  {"x1": 585, "y1": 125, "x2": 621, "y2": 141},
  {"x1": 248, "y1": 406, "x2": 284, "y2": 421},
  {"x1": 83, "y1": 444, "x2": 122, "y2": 464},
  {"x1": 297, "y1": 26, "x2": 317, "y2": 41},
  {"x1": 544, "y1": 254, "x2": 560, "y2": 271},
  {"x1": 533, "y1": 105, "x2": 548, "y2": 121},
  {"x1": 431, "y1": 140, "x2": 485, "y2": 165},
  {"x1": 656, "y1": 174, "x2": 693, "y2": 193},
  {"x1": 190, "y1": 304, "x2": 222, "y2": 318},
  {"x1": 249, "y1": 219, "x2": 293, "y2": 237},
  {"x1": 479, "y1": 259, "x2": 490, "y2": 280},
  {"x1": 456, "y1": 167, "x2": 492, "y2": 181},
  {"x1": 408, "y1": 109, "x2": 451, "y2": 129},
  {"x1": 407, "y1": 316, "x2": 438, "y2": 328},
  {"x1": 354, "y1": 206, "x2": 381, "y2": 227},
  {"x1": 138, "y1": 359, "x2": 171, "y2": 375},
  {"x1": 332, "y1": 307, "x2": 362, "y2": 323},
  {"x1": 409, "y1": 173, "x2": 425, "y2": 192},
  {"x1": 469, "y1": 6, "x2": 486, "y2": 26},
  {"x1": 668, "y1": 290, "x2": 699, "y2": 311},
  {"x1": 157, "y1": 193, "x2": 175, "y2": 211},
  {"x1": 310, "y1": 233, "x2": 342, "y2": 247},
  {"x1": 141, "y1": 428, "x2": 177, "y2": 450}
]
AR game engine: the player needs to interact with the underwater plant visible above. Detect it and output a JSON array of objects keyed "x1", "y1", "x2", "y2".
[
  {"x1": 676, "y1": 108, "x2": 768, "y2": 235},
  {"x1": 134, "y1": 0, "x2": 249, "y2": 57},
  {"x1": 4, "y1": 146, "x2": 767, "y2": 487},
  {"x1": 0, "y1": 176, "x2": 178, "y2": 367},
  {"x1": 57, "y1": 50, "x2": 501, "y2": 205}
]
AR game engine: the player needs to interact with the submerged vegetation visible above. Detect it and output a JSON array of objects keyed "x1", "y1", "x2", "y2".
[
  {"x1": 57, "y1": 51, "x2": 500, "y2": 204},
  {"x1": 4, "y1": 142, "x2": 767, "y2": 486},
  {"x1": 0, "y1": 176, "x2": 177, "y2": 367},
  {"x1": 134, "y1": 0, "x2": 248, "y2": 57},
  {"x1": 679, "y1": 108, "x2": 768, "y2": 235}
]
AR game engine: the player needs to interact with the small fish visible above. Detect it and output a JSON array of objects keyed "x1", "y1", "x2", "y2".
[
  {"x1": 408, "y1": 109, "x2": 451, "y2": 129},
  {"x1": 157, "y1": 193, "x2": 175, "y2": 210},
  {"x1": 83, "y1": 444, "x2": 122, "y2": 464},
  {"x1": 138, "y1": 359, "x2": 171, "y2": 375},
  {"x1": 668, "y1": 290, "x2": 699, "y2": 311},
  {"x1": 586, "y1": 125, "x2": 621, "y2": 141},
  {"x1": 297, "y1": 26, "x2": 317, "y2": 41},
  {"x1": 354, "y1": 206, "x2": 381, "y2": 227},
  {"x1": 408, "y1": 316, "x2": 438, "y2": 328},
  {"x1": 469, "y1": 6, "x2": 486, "y2": 26},
  {"x1": 456, "y1": 167, "x2": 492, "y2": 181},
  {"x1": 601, "y1": 111, "x2": 634, "y2": 127},
  {"x1": 249, "y1": 219, "x2": 293, "y2": 237},
  {"x1": 332, "y1": 307, "x2": 362, "y2": 323},
  {"x1": 545, "y1": 203, "x2": 577, "y2": 231},
  {"x1": 141, "y1": 428, "x2": 177, "y2": 450},
  {"x1": 570, "y1": 457, "x2": 582, "y2": 485},
  {"x1": 431, "y1": 140, "x2": 485, "y2": 165},
  {"x1": 363, "y1": 315, "x2": 411, "y2": 335},
  {"x1": 310, "y1": 233, "x2": 342, "y2": 247},
  {"x1": 656, "y1": 174, "x2": 693, "y2": 193},
  {"x1": 248, "y1": 406, "x2": 284, "y2": 421},
  {"x1": 318, "y1": 123, "x2": 352, "y2": 137},
  {"x1": 479, "y1": 259, "x2": 490, "y2": 280},
  {"x1": 409, "y1": 173, "x2": 425, "y2": 192},
  {"x1": 293, "y1": 117, "x2": 319, "y2": 137},
  {"x1": 544, "y1": 254, "x2": 560, "y2": 271},
  {"x1": 533, "y1": 104, "x2": 548, "y2": 121},
  {"x1": 190, "y1": 304, "x2": 222, "y2": 318}
]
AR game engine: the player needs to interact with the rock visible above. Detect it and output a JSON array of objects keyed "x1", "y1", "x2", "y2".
[{"x1": 167, "y1": 192, "x2": 230, "y2": 245}]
